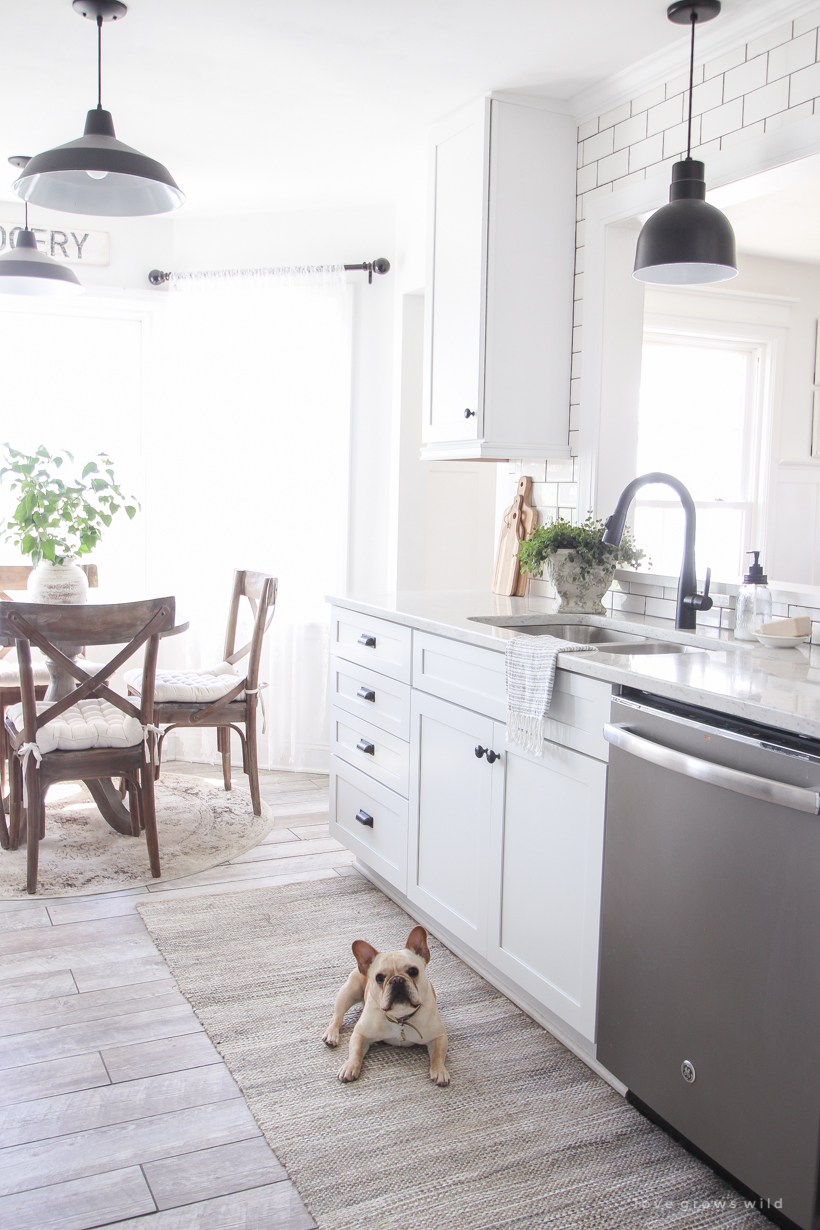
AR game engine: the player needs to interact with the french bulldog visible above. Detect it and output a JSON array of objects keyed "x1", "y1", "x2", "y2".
[{"x1": 322, "y1": 924, "x2": 450, "y2": 1086}]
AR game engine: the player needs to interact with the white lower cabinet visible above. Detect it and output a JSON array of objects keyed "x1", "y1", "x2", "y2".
[
  {"x1": 407, "y1": 690, "x2": 497, "y2": 955},
  {"x1": 488, "y1": 721, "x2": 607, "y2": 1041},
  {"x1": 330, "y1": 756, "x2": 408, "y2": 892}
]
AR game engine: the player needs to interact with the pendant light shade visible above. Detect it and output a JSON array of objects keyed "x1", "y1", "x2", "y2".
[
  {"x1": 13, "y1": 107, "x2": 184, "y2": 217},
  {"x1": 0, "y1": 229, "x2": 82, "y2": 297},
  {"x1": 14, "y1": 1, "x2": 184, "y2": 218},
  {"x1": 633, "y1": 159, "x2": 737, "y2": 283},
  {"x1": 633, "y1": 0, "x2": 737, "y2": 286}
]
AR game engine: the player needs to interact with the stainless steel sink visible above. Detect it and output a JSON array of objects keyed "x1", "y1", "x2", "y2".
[
  {"x1": 595, "y1": 641, "x2": 690, "y2": 655},
  {"x1": 518, "y1": 624, "x2": 645, "y2": 645}
]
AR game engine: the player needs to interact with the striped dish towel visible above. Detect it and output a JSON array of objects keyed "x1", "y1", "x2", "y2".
[{"x1": 505, "y1": 635, "x2": 593, "y2": 756}]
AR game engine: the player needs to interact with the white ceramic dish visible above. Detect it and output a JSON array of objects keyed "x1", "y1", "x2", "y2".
[{"x1": 753, "y1": 632, "x2": 812, "y2": 649}]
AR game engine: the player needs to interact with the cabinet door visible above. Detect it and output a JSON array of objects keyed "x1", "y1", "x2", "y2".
[
  {"x1": 408, "y1": 690, "x2": 497, "y2": 953},
  {"x1": 489, "y1": 723, "x2": 607, "y2": 1041},
  {"x1": 424, "y1": 98, "x2": 489, "y2": 445}
]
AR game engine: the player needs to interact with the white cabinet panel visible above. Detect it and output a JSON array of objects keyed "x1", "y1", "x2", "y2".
[
  {"x1": 330, "y1": 656, "x2": 411, "y2": 741},
  {"x1": 408, "y1": 690, "x2": 497, "y2": 953},
  {"x1": 422, "y1": 95, "x2": 576, "y2": 462},
  {"x1": 330, "y1": 756, "x2": 408, "y2": 892},
  {"x1": 489, "y1": 722, "x2": 607, "y2": 1042},
  {"x1": 330, "y1": 607, "x2": 412, "y2": 683},
  {"x1": 412, "y1": 631, "x2": 506, "y2": 720},
  {"x1": 330, "y1": 706, "x2": 410, "y2": 798}
]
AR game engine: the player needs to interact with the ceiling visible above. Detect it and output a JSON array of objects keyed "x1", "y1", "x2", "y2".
[
  {"x1": 0, "y1": 0, "x2": 754, "y2": 217},
  {"x1": 724, "y1": 179, "x2": 820, "y2": 265}
]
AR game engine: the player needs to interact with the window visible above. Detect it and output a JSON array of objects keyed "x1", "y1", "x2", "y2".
[{"x1": 634, "y1": 332, "x2": 766, "y2": 580}]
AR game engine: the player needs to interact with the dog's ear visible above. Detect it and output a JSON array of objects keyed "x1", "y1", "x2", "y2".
[
  {"x1": 405, "y1": 925, "x2": 430, "y2": 964},
  {"x1": 352, "y1": 939, "x2": 379, "y2": 975}
]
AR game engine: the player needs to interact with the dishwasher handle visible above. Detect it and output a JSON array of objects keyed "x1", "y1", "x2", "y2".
[{"x1": 604, "y1": 723, "x2": 820, "y2": 815}]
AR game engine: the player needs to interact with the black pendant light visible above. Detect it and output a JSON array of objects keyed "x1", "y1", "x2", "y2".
[
  {"x1": 0, "y1": 176, "x2": 82, "y2": 297},
  {"x1": 633, "y1": 0, "x2": 737, "y2": 284},
  {"x1": 13, "y1": 1, "x2": 184, "y2": 218}
]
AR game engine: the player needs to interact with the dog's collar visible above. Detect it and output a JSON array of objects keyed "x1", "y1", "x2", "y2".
[{"x1": 383, "y1": 1003, "x2": 423, "y2": 1039}]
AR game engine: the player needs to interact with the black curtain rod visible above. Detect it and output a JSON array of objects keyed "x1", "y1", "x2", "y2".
[{"x1": 148, "y1": 258, "x2": 390, "y2": 287}]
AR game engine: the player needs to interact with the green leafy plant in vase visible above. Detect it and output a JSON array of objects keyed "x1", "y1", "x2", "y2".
[
  {"x1": 0, "y1": 444, "x2": 139, "y2": 604},
  {"x1": 518, "y1": 513, "x2": 647, "y2": 613}
]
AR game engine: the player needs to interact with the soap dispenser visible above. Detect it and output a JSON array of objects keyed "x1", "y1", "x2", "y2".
[{"x1": 735, "y1": 551, "x2": 772, "y2": 641}]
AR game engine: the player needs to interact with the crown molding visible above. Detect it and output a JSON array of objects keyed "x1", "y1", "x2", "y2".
[{"x1": 570, "y1": 0, "x2": 820, "y2": 125}]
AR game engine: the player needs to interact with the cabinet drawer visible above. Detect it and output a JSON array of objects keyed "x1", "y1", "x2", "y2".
[
  {"x1": 331, "y1": 607, "x2": 412, "y2": 683},
  {"x1": 412, "y1": 631, "x2": 506, "y2": 720},
  {"x1": 330, "y1": 756, "x2": 408, "y2": 892},
  {"x1": 330, "y1": 706, "x2": 410, "y2": 798},
  {"x1": 545, "y1": 672, "x2": 612, "y2": 762},
  {"x1": 330, "y1": 656, "x2": 411, "y2": 741}
]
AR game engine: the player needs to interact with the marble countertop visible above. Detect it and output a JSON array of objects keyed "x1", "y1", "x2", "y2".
[{"x1": 327, "y1": 589, "x2": 820, "y2": 741}]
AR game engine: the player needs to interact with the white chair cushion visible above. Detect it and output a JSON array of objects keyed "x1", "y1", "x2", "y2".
[
  {"x1": 6, "y1": 699, "x2": 144, "y2": 754},
  {"x1": 123, "y1": 666, "x2": 244, "y2": 704}
]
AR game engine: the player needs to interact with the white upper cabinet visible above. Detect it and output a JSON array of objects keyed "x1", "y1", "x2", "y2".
[{"x1": 422, "y1": 95, "x2": 577, "y2": 461}]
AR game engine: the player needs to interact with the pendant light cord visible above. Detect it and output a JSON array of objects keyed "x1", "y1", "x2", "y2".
[
  {"x1": 24, "y1": 201, "x2": 28, "y2": 231},
  {"x1": 686, "y1": 10, "x2": 697, "y2": 160},
  {"x1": 97, "y1": 13, "x2": 103, "y2": 110}
]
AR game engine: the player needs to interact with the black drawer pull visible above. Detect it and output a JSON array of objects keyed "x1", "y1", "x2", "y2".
[
  {"x1": 357, "y1": 738, "x2": 375, "y2": 755},
  {"x1": 464, "y1": 408, "x2": 475, "y2": 418},
  {"x1": 358, "y1": 633, "x2": 376, "y2": 647},
  {"x1": 356, "y1": 809, "x2": 374, "y2": 828},
  {"x1": 357, "y1": 686, "x2": 376, "y2": 702}
]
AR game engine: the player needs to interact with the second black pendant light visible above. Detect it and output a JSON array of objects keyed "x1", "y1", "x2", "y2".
[
  {"x1": 633, "y1": 0, "x2": 737, "y2": 285},
  {"x1": 14, "y1": 0, "x2": 184, "y2": 218}
]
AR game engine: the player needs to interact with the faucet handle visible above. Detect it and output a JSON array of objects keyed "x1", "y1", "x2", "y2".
[{"x1": 684, "y1": 567, "x2": 713, "y2": 612}]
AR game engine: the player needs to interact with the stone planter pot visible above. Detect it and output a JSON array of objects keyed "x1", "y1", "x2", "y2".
[
  {"x1": 545, "y1": 549, "x2": 616, "y2": 613},
  {"x1": 27, "y1": 558, "x2": 89, "y2": 605}
]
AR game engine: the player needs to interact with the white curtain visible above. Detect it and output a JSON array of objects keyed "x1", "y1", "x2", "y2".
[{"x1": 147, "y1": 266, "x2": 351, "y2": 772}]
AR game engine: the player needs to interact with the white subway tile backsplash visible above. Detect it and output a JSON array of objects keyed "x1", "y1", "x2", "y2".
[
  {"x1": 557, "y1": 483, "x2": 578, "y2": 506},
  {"x1": 629, "y1": 131, "x2": 664, "y2": 172},
  {"x1": 547, "y1": 459, "x2": 574, "y2": 482},
  {"x1": 689, "y1": 137, "x2": 722, "y2": 162},
  {"x1": 667, "y1": 64, "x2": 704, "y2": 97},
  {"x1": 575, "y1": 219, "x2": 586, "y2": 248},
  {"x1": 723, "y1": 53, "x2": 767, "y2": 102},
  {"x1": 766, "y1": 99, "x2": 814, "y2": 129},
  {"x1": 599, "y1": 101, "x2": 631, "y2": 129},
  {"x1": 611, "y1": 592, "x2": 647, "y2": 615},
  {"x1": 701, "y1": 96, "x2": 744, "y2": 141},
  {"x1": 574, "y1": 271, "x2": 584, "y2": 300},
  {"x1": 722, "y1": 119, "x2": 765, "y2": 148},
  {"x1": 614, "y1": 111, "x2": 648, "y2": 151},
  {"x1": 574, "y1": 245, "x2": 586, "y2": 273},
  {"x1": 747, "y1": 22, "x2": 793, "y2": 59},
  {"x1": 626, "y1": 582, "x2": 665, "y2": 599},
  {"x1": 768, "y1": 28, "x2": 817, "y2": 80},
  {"x1": 572, "y1": 324, "x2": 582, "y2": 352},
  {"x1": 596, "y1": 147, "x2": 630, "y2": 184},
  {"x1": 583, "y1": 127, "x2": 615, "y2": 164},
  {"x1": 578, "y1": 117, "x2": 599, "y2": 141},
  {"x1": 646, "y1": 596, "x2": 679, "y2": 619},
  {"x1": 570, "y1": 377, "x2": 580, "y2": 405},
  {"x1": 743, "y1": 76, "x2": 789, "y2": 124},
  {"x1": 519, "y1": 461, "x2": 546, "y2": 481},
  {"x1": 789, "y1": 59, "x2": 820, "y2": 106},
  {"x1": 664, "y1": 117, "x2": 699, "y2": 159},
  {"x1": 691, "y1": 74, "x2": 724, "y2": 115},
  {"x1": 704, "y1": 44, "x2": 745, "y2": 80},
  {"x1": 794, "y1": 10, "x2": 820, "y2": 38},
  {"x1": 632, "y1": 84, "x2": 666, "y2": 113},
  {"x1": 647, "y1": 93, "x2": 684, "y2": 136},
  {"x1": 576, "y1": 162, "x2": 597, "y2": 194}
]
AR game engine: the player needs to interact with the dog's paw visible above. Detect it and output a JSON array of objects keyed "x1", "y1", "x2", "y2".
[
  {"x1": 337, "y1": 1059, "x2": 361, "y2": 1082},
  {"x1": 430, "y1": 1064, "x2": 450, "y2": 1087},
  {"x1": 322, "y1": 1027, "x2": 340, "y2": 1047}
]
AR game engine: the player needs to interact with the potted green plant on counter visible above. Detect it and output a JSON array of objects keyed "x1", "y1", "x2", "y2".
[
  {"x1": 518, "y1": 513, "x2": 646, "y2": 613},
  {"x1": 0, "y1": 444, "x2": 139, "y2": 603}
]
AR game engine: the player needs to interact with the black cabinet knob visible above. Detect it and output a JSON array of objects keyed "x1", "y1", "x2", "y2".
[
  {"x1": 355, "y1": 809, "x2": 374, "y2": 828},
  {"x1": 464, "y1": 408, "x2": 475, "y2": 419},
  {"x1": 475, "y1": 745, "x2": 487, "y2": 758},
  {"x1": 486, "y1": 749, "x2": 499, "y2": 764},
  {"x1": 357, "y1": 686, "x2": 376, "y2": 702},
  {"x1": 357, "y1": 633, "x2": 376, "y2": 647},
  {"x1": 357, "y1": 738, "x2": 375, "y2": 755},
  {"x1": 475, "y1": 745, "x2": 499, "y2": 763}
]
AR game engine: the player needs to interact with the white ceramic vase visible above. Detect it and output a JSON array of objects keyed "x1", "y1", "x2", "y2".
[
  {"x1": 546, "y1": 549, "x2": 615, "y2": 614},
  {"x1": 27, "y1": 558, "x2": 89, "y2": 605}
]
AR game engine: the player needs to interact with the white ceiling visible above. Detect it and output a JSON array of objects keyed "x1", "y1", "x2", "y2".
[
  {"x1": 0, "y1": 0, "x2": 757, "y2": 217},
  {"x1": 724, "y1": 179, "x2": 820, "y2": 265}
]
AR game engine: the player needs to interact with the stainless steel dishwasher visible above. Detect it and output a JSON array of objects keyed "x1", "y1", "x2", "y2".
[{"x1": 598, "y1": 691, "x2": 820, "y2": 1230}]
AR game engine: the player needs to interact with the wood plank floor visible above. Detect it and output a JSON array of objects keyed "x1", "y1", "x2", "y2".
[{"x1": 0, "y1": 761, "x2": 352, "y2": 1230}]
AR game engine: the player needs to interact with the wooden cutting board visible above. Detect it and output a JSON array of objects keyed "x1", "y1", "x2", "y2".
[{"x1": 492, "y1": 476, "x2": 539, "y2": 596}]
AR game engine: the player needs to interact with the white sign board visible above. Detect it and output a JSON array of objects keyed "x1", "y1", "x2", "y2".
[{"x1": 0, "y1": 223, "x2": 109, "y2": 266}]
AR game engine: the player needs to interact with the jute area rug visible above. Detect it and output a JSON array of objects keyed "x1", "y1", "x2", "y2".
[
  {"x1": 0, "y1": 773, "x2": 273, "y2": 898},
  {"x1": 137, "y1": 875, "x2": 767, "y2": 1230}
]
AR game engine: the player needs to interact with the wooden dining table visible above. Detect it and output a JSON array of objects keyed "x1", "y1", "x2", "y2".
[{"x1": 1, "y1": 593, "x2": 188, "y2": 837}]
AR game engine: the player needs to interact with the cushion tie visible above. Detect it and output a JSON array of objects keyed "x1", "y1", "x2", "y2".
[
  {"x1": 243, "y1": 682, "x2": 268, "y2": 734},
  {"x1": 17, "y1": 742, "x2": 43, "y2": 806},
  {"x1": 142, "y1": 724, "x2": 163, "y2": 764}
]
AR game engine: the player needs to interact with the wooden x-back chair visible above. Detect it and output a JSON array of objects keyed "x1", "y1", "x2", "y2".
[
  {"x1": 125, "y1": 571, "x2": 277, "y2": 817},
  {"x1": 0, "y1": 597, "x2": 175, "y2": 894},
  {"x1": 0, "y1": 565, "x2": 98, "y2": 797}
]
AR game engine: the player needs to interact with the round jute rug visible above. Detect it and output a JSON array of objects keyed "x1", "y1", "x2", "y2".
[{"x1": 0, "y1": 774, "x2": 274, "y2": 898}]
